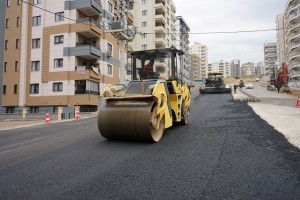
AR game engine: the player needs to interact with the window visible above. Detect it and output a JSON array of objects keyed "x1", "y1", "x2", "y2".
[
  {"x1": 142, "y1": 33, "x2": 147, "y2": 38},
  {"x1": 17, "y1": 0, "x2": 21, "y2": 5},
  {"x1": 14, "y1": 84, "x2": 18, "y2": 94},
  {"x1": 107, "y1": 64, "x2": 112, "y2": 75},
  {"x1": 17, "y1": 17, "x2": 20, "y2": 27},
  {"x1": 30, "y1": 84, "x2": 39, "y2": 94},
  {"x1": 32, "y1": 16, "x2": 41, "y2": 26},
  {"x1": 30, "y1": 107, "x2": 39, "y2": 113},
  {"x1": 16, "y1": 39, "x2": 19, "y2": 49},
  {"x1": 6, "y1": 0, "x2": 10, "y2": 7},
  {"x1": 15, "y1": 61, "x2": 18, "y2": 71},
  {"x1": 142, "y1": 45, "x2": 147, "y2": 50},
  {"x1": 142, "y1": 21, "x2": 147, "y2": 27},
  {"x1": 108, "y1": 2, "x2": 113, "y2": 13},
  {"x1": 142, "y1": 0, "x2": 147, "y2": 5},
  {"x1": 6, "y1": 19, "x2": 9, "y2": 28},
  {"x1": 107, "y1": 43, "x2": 112, "y2": 52},
  {"x1": 5, "y1": 40, "x2": 8, "y2": 50},
  {"x1": 31, "y1": 61, "x2": 40, "y2": 71},
  {"x1": 54, "y1": 35, "x2": 64, "y2": 44},
  {"x1": 55, "y1": 12, "x2": 64, "y2": 22},
  {"x1": 4, "y1": 62, "x2": 7, "y2": 72},
  {"x1": 53, "y1": 82, "x2": 63, "y2": 92},
  {"x1": 32, "y1": 38, "x2": 40, "y2": 48},
  {"x1": 33, "y1": 0, "x2": 42, "y2": 4},
  {"x1": 142, "y1": 10, "x2": 147, "y2": 16},
  {"x1": 3, "y1": 85, "x2": 6, "y2": 95},
  {"x1": 54, "y1": 59, "x2": 63, "y2": 68}
]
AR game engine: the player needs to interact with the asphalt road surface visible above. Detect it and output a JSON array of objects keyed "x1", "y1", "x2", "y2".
[{"x1": 0, "y1": 92, "x2": 300, "y2": 200}]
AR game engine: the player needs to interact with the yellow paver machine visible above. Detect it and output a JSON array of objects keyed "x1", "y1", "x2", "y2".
[{"x1": 98, "y1": 47, "x2": 191, "y2": 142}]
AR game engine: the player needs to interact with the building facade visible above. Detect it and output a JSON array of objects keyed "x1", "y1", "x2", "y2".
[
  {"x1": 264, "y1": 43, "x2": 277, "y2": 78},
  {"x1": 241, "y1": 62, "x2": 255, "y2": 77},
  {"x1": 1, "y1": 0, "x2": 134, "y2": 113},
  {"x1": 208, "y1": 60, "x2": 231, "y2": 78},
  {"x1": 255, "y1": 62, "x2": 265, "y2": 77},
  {"x1": 175, "y1": 16, "x2": 190, "y2": 83},
  {"x1": 231, "y1": 59, "x2": 240, "y2": 78},
  {"x1": 189, "y1": 42, "x2": 208, "y2": 79},
  {"x1": 190, "y1": 54, "x2": 201, "y2": 82},
  {"x1": 132, "y1": 0, "x2": 177, "y2": 78},
  {"x1": 283, "y1": 0, "x2": 300, "y2": 90}
]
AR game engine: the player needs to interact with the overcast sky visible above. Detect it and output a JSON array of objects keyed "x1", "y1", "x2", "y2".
[{"x1": 173, "y1": 0, "x2": 288, "y2": 64}]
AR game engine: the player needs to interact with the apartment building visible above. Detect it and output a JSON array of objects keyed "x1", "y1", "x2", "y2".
[
  {"x1": 190, "y1": 54, "x2": 201, "y2": 82},
  {"x1": 189, "y1": 42, "x2": 208, "y2": 79},
  {"x1": 208, "y1": 60, "x2": 231, "y2": 78},
  {"x1": 231, "y1": 59, "x2": 240, "y2": 78},
  {"x1": 241, "y1": 62, "x2": 255, "y2": 77},
  {"x1": 283, "y1": 0, "x2": 300, "y2": 90},
  {"x1": 264, "y1": 43, "x2": 277, "y2": 78},
  {"x1": 255, "y1": 62, "x2": 265, "y2": 77},
  {"x1": 132, "y1": 0, "x2": 177, "y2": 79},
  {"x1": 176, "y1": 16, "x2": 190, "y2": 83},
  {"x1": 1, "y1": 0, "x2": 133, "y2": 114}
]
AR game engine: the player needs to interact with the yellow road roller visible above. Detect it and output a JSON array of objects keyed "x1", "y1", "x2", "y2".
[{"x1": 98, "y1": 47, "x2": 191, "y2": 142}]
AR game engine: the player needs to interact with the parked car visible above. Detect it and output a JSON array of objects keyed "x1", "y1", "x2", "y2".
[{"x1": 245, "y1": 83, "x2": 254, "y2": 89}]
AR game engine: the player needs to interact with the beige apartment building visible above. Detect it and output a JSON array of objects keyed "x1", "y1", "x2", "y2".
[
  {"x1": 283, "y1": 0, "x2": 300, "y2": 91},
  {"x1": 1, "y1": 0, "x2": 134, "y2": 113},
  {"x1": 241, "y1": 62, "x2": 255, "y2": 77},
  {"x1": 208, "y1": 60, "x2": 231, "y2": 78},
  {"x1": 132, "y1": 0, "x2": 177, "y2": 79},
  {"x1": 189, "y1": 42, "x2": 208, "y2": 79},
  {"x1": 190, "y1": 54, "x2": 200, "y2": 82},
  {"x1": 264, "y1": 43, "x2": 277, "y2": 78}
]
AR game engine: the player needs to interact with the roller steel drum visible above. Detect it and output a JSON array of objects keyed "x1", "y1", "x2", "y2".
[{"x1": 98, "y1": 97, "x2": 164, "y2": 142}]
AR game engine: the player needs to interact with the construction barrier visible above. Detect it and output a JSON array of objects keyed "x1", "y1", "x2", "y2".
[
  {"x1": 45, "y1": 111, "x2": 50, "y2": 123},
  {"x1": 75, "y1": 110, "x2": 80, "y2": 120},
  {"x1": 296, "y1": 96, "x2": 300, "y2": 108}
]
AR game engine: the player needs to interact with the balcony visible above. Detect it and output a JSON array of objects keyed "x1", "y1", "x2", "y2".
[
  {"x1": 154, "y1": 3, "x2": 166, "y2": 15},
  {"x1": 75, "y1": 17, "x2": 101, "y2": 37},
  {"x1": 106, "y1": 21, "x2": 135, "y2": 40},
  {"x1": 154, "y1": 24, "x2": 166, "y2": 33},
  {"x1": 291, "y1": 63, "x2": 300, "y2": 71},
  {"x1": 127, "y1": 11, "x2": 134, "y2": 25},
  {"x1": 64, "y1": 42, "x2": 101, "y2": 59},
  {"x1": 154, "y1": 33, "x2": 167, "y2": 46},
  {"x1": 65, "y1": 0, "x2": 103, "y2": 17},
  {"x1": 154, "y1": 14, "x2": 166, "y2": 25}
]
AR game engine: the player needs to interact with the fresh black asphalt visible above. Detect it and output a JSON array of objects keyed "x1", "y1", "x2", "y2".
[{"x1": 0, "y1": 92, "x2": 300, "y2": 200}]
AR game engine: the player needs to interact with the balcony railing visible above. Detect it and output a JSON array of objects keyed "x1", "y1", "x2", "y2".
[
  {"x1": 75, "y1": 90, "x2": 100, "y2": 95},
  {"x1": 77, "y1": 17, "x2": 100, "y2": 27},
  {"x1": 64, "y1": 42, "x2": 101, "y2": 59},
  {"x1": 65, "y1": 0, "x2": 103, "y2": 16}
]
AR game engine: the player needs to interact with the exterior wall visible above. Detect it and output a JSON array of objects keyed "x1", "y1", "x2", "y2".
[
  {"x1": 276, "y1": 15, "x2": 285, "y2": 66},
  {"x1": 255, "y1": 62, "x2": 265, "y2": 77},
  {"x1": 190, "y1": 54, "x2": 200, "y2": 81},
  {"x1": 3, "y1": 0, "x2": 22, "y2": 109},
  {"x1": 241, "y1": 62, "x2": 255, "y2": 77},
  {"x1": 0, "y1": 0, "x2": 5, "y2": 109}
]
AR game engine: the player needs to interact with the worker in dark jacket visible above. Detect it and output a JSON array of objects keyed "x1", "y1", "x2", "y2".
[{"x1": 276, "y1": 83, "x2": 281, "y2": 94}]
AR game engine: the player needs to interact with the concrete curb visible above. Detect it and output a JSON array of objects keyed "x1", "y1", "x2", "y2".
[{"x1": 236, "y1": 88, "x2": 260, "y2": 102}]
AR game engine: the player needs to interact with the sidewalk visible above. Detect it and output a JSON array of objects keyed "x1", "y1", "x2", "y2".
[
  {"x1": 231, "y1": 87, "x2": 259, "y2": 102},
  {"x1": 0, "y1": 112, "x2": 98, "y2": 131}
]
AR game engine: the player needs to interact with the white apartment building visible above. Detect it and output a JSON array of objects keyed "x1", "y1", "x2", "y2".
[
  {"x1": 189, "y1": 42, "x2": 208, "y2": 79},
  {"x1": 208, "y1": 60, "x2": 231, "y2": 78},
  {"x1": 132, "y1": 0, "x2": 177, "y2": 79},
  {"x1": 283, "y1": 0, "x2": 300, "y2": 91},
  {"x1": 264, "y1": 43, "x2": 277, "y2": 78},
  {"x1": 255, "y1": 62, "x2": 265, "y2": 77},
  {"x1": 176, "y1": 16, "x2": 190, "y2": 83}
]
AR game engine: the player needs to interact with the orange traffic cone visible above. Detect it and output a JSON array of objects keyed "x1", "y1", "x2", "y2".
[
  {"x1": 75, "y1": 110, "x2": 80, "y2": 120},
  {"x1": 45, "y1": 111, "x2": 50, "y2": 123},
  {"x1": 296, "y1": 96, "x2": 300, "y2": 108}
]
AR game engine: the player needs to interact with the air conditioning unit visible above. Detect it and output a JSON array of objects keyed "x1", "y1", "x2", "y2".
[{"x1": 107, "y1": 51, "x2": 112, "y2": 57}]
